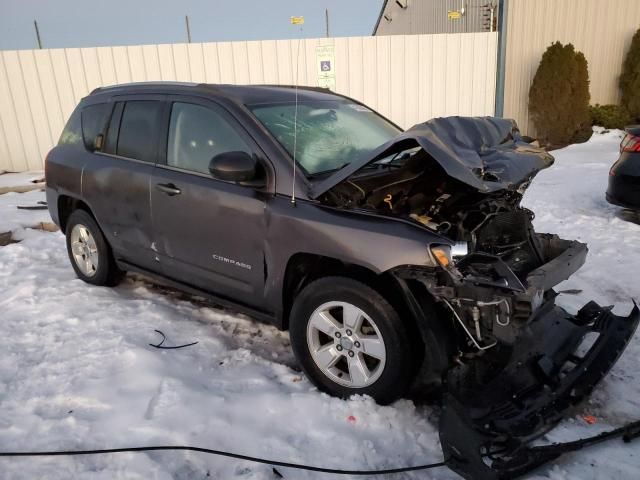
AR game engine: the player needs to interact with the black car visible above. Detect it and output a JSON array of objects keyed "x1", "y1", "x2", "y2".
[
  {"x1": 607, "y1": 125, "x2": 640, "y2": 209},
  {"x1": 45, "y1": 83, "x2": 637, "y2": 476}
]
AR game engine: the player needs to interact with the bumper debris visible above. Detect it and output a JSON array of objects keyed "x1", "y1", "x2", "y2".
[{"x1": 439, "y1": 301, "x2": 639, "y2": 479}]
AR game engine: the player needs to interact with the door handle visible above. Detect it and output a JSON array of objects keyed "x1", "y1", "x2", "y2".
[{"x1": 155, "y1": 183, "x2": 181, "y2": 196}]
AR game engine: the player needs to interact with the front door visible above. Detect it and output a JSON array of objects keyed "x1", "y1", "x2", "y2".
[{"x1": 150, "y1": 98, "x2": 269, "y2": 308}]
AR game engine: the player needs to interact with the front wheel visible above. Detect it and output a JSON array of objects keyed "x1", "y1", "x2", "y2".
[{"x1": 289, "y1": 276, "x2": 415, "y2": 405}]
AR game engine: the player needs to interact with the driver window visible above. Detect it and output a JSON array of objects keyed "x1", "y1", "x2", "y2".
[{"x1": 167, "y1": 102, "x2": 252, "y2": 174}]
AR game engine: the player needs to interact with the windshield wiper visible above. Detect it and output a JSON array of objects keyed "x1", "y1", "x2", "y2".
[{"x1": 307, "y1": 162, "x2": 351, "y2": 178}]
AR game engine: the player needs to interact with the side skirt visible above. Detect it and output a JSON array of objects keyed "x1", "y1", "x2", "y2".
[{"x1": 116, "y1": 259, "x2": 279, "y2": 328}]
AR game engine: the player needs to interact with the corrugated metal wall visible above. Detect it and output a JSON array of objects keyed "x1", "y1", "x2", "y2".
[
  {"x1": 0, "y1": 32, "x2": 498, "y2": 172},
  {"x1": 503, "y1": 0, "x2": 640, "y2": 135},
  {"x1": 375, "y1": 0, "x2": 496, "y2": 35}
]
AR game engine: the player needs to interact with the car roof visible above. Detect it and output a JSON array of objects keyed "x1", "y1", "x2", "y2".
[{"x1": 89, "y1": 82, "x2": 347, "y2": 106}]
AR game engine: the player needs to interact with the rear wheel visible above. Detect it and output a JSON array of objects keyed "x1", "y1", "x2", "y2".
[
  {"x1": 65, "y1": 209, "x2": 124, "y2": 286},
  {"x1": 289, "y1": 276, "x2": 414, "y2": 405}
]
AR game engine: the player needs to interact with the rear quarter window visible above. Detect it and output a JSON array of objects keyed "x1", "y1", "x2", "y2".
[
  {"x1": 58, "y1": 109, "x2": 82, "y2": 146},
  {"x1": 81, "y1": 103, "x2": 113, "y2": 151}
]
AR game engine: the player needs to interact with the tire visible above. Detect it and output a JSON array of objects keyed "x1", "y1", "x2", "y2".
[
  {"x1": 65, "y1": 209, "x2": 124, "y2": 287},
  {"x1": 289, "y1": 276, "x2": 414, "y2": 405}
]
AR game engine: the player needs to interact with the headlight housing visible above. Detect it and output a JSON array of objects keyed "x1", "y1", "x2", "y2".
[
  {"x1": 430, "y1": 242, "x2": 468, "y2": 267},
  {"x1": 430, "y1": 245, "x2": 452, "y2": 267}
]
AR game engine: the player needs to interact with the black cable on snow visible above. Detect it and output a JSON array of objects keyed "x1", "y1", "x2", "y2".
[
  {"x1": 149, "y1": 329, "x2": 198, "y2": 349},
  {"x1": 0, "y1": 445, "x2": 447, "y2": 476},
  {"x1": 0, "y1": 420, "x2": 638, "y2": 476}
]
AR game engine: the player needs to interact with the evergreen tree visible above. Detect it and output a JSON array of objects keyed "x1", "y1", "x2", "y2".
[
  {"x1": 620, "y1": 28, "x2": 640, "y2": 121},
  {"x1": 529, "y1": 42, "x2": 591, "y2": 146},
  {"x1": 571, "y1": 50, "x2": 592, "y2": 143}
]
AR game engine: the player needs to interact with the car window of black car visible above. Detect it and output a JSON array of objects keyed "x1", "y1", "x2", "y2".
[
  {"x1": 166, "y1": 102, "x2": 253, "y2": 175},
  {"x1": 81, "y1": 103, "x2": 112, "y2": 151},
  {"x1": 116, "y1": 101, "x2": 163, "y2": 162}
]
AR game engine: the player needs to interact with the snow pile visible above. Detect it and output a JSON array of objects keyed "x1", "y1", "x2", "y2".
[
  {"x1": 0, "y1": 171, "x2": 44, "y2": 189},
  {"x1": 0, "y1": 171, "x2": 49, "y2": 234},
  {"x1": 0, "y1": 190, "x2": 50, "y2": 234},
  {"x1": 0, "y1": 130, "x2": 638, "y2": 479}
]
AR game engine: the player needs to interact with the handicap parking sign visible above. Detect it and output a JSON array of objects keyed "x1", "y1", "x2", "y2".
[{"x1": 316, "y1": 44, "x2": 336, "y2": 90}]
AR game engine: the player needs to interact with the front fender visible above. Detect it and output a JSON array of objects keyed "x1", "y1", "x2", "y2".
[{"x1": 264, "y1": 196, "x2": 451, "y2": 319}]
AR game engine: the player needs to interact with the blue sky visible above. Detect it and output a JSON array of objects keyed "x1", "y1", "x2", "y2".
[{"x1": 0, "y1": 0, "x2": 384, "y2": 50}]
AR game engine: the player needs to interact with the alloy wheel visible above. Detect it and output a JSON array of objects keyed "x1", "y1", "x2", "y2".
[
  {"x1": 70, "y1": 223, "x2": 99, "y2": 277},
  {"x1": 306, "y1": 301, "x2": 387, "y2": 388}
]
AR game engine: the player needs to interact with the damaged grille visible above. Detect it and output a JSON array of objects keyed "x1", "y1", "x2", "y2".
[{"x1": 475, "y1": 209, "x2": 542, "y2": 279}]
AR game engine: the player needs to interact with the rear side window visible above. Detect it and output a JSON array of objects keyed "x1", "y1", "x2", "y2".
[
  {"x1": 103, "y1": 102, "x2": 124, "y2": 154},
  {"x1": 116, "y1": 101, "x2": 163, "y2": 162},
  {"x1": 81, "y1": 103, "x2": 112, "y2": 151},
  {"x1": 58, "y1": 109, "x2": 82, "y2": 146}
]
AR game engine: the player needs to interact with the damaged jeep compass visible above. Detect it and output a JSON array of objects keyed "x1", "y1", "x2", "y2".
[{"x1": 46, "y1": 83, "x2": 638, "y2": 477}]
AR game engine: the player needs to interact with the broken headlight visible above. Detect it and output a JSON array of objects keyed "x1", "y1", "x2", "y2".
[
  {"x1": 430, "y1": 245, "x2": 452, "y2": 267},
  {"x1": 430, "y1": 242, "x2": 468, "y2": 267}
]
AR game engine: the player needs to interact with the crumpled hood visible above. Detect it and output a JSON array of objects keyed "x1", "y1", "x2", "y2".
[{"x1": 310, "y1": 116, "x2": 555, "y2": 199}]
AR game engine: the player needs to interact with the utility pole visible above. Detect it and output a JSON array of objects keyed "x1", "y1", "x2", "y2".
[
  {"x1": 185, "y1": 15, "x2": 192, "y2": 43},
  {"x1": 33, "y1": 20, "x2": 43, "y2": 49},
  {"x1": 325, "y1": 9, "x2": 330, "y2": 38}
]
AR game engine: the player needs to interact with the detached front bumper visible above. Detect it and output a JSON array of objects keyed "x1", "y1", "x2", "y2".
[
  {"x1": 391, "y1": 231, "x2": 639, "y2": 477},
  {"x1": 440, "y1": 300, "x2": 639, "y2": 480}
]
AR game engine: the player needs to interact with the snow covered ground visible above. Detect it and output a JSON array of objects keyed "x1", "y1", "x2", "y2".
[
  {"x1": 0, "y1": 129, "x2": 639, "y2": 480},
  {"x1": 0, "y1": 170, "x2": 50, "y2": 235},
  {"x1": 0, "y1": 171, "x2": 44, "y2": 190},
  {"x1": 0, "y1": 190, "x2": 52, "y2": 235}
]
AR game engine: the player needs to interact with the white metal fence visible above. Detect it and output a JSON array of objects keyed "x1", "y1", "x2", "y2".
[
  {"x1": 503, "y1": 0, "x2": 640, "y2": 135},
  {"x1": 0, "y1": 32, "x2": 498, "y2": 172}
]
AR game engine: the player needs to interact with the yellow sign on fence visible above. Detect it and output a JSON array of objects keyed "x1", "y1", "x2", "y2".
[
  {"x1": 290, "y1": 16, "x2": 304, "y2": 25},
  {"x1": 447, "y1": 10, "x2": 462, "y2": 20}
]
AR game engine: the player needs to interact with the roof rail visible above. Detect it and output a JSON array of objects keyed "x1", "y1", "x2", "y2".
[{"x1": 90, "y1": 81, "x2": 198, "y2": 95}]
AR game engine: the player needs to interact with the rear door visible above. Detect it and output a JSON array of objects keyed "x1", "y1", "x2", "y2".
[
  {"x1": 83, "y1": 95, "x2": 167, "y2": 271},
  {"x1": 150, "y1": 96, "x2": 270, "y2": 308}
]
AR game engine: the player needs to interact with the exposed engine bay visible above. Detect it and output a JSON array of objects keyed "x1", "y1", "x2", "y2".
[
  {"x1": 320, "y1": 143, "x2": 563, "y2": 352},
  {"x1": 313, "y1": 117, "x2": 639, "y2": 479},
  {"x1": 320, "y1": 146, "x2": 527, "y2": 240}
]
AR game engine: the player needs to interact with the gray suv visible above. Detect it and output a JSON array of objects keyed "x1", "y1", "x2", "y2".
[{"x1": 45, "y1": 83, "x2": 637, "y2": 443}]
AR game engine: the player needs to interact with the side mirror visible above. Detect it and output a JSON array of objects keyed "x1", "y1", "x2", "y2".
[{"x1": 208, "y1": 151, "x2": 264, "y2": 186}]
